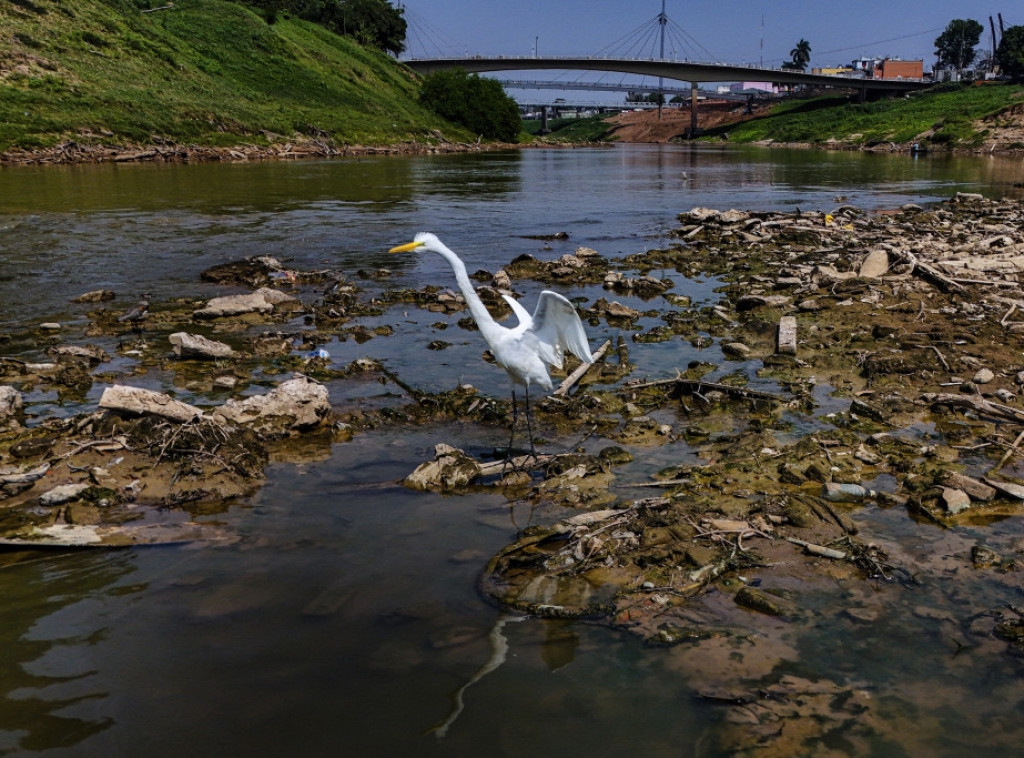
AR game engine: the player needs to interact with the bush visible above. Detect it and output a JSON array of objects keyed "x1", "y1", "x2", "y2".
[{"x1": 419, "y1": 69, "x2": 520, "y2": 143}]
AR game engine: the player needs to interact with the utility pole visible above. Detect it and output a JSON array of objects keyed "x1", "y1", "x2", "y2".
[{"x1": 990, "y1": 16, "x2": 998, "y2": 71}]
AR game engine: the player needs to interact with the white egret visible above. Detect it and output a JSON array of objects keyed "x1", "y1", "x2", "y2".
[{"x1": 389, "y1": 233, "x2": 594, "y2": 459}]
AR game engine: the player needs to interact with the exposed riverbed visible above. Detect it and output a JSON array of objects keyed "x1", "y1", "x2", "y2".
[{"x1": 1, "y1": 145, "x2": 1024, "y2": 756}]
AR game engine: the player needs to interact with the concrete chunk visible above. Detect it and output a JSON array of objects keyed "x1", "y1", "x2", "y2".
[{"x1": 777, "y1": 315, "x2": 797, "y2": 354}]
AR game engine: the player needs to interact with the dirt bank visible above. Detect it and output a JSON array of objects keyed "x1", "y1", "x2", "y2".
[
  {"x1": 604, "y1": 99, "x2": 770, "y2": 142},
  {"x1": 604, "y1": 96, "x2": 1024, "y2": 153}
]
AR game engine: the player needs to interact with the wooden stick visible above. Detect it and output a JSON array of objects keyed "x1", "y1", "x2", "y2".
[
  {"x1": 786, "y1": 537, "x2": 847, "y2": 560},
  {"x1": 554, "y1": 339, "x2": 611, "y2": 396},
  {"x1": 477, "y1": 453, "x2": 554, "y2": 477},
  {"x1": 922, "y1": 392, "x2": 1024, "y2": 425},
  {"x1": 929, "y1": 345, "x2": 950, "y2": 371},
  {"x1": 621, "y1": 376, "x2": 781, "y2": 402},
  {"x1": 677, "y1": 379, "x2": 781, "y2": 402},
  {"x1": 992, "y1": 429, "x2": 1024, "y2": 473},
  {"x1": 616, "y1": 477, "x2": 691, "y2": 488},
  {"x1": 893, "y1": 249, "x2": 965, "y2": 292}
]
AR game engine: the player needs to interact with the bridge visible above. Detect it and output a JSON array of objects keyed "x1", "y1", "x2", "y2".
[
  {"x1": 402, "y1": 55, "x2": 928, "y2": 135},
  {"x1": 401, "y1": 56, "x2": 929, "y2": 96},
  {"x1": 399, "y1": 2, "x2": 931, "y2": 135}
]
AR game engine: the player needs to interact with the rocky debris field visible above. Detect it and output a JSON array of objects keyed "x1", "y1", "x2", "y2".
[{"x1": 3, "y1": 193, "x2": 1024, "y2": 750}]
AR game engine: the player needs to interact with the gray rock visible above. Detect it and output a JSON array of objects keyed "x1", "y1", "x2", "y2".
[
  {"x1": 735, "y1": 294, "x2": 791, "y2": 311},
  {"x1": 99, "y1": 385, "x2": 204, "y2": 423},
  {"x1": 941, "y1": 487, "x2": 972, "y2": 514},
  {"x1": 722, "y1": 342, "x2": 752, "y2": 358},
  {"x1": 605, "y1": 301, "x2": 640, "y2": 319},
  {"x1": 71, "y1": 289, "x2": 116, "y2": 303},
  {"x1": 169, "y1": 332, "x2": 237, "y2": 360},
  {"x1": 0, "y1": 386, "x2": 23, "y2": 420},
  {"x1": 193, "y1": 288, "x2": 298, "y2": 319},
  {"x1": 404, "y1": 443, "x2": 481, "y2": 491},
  {"x1": 859, "y1": 248, "x2": 890, "y2": 278},
  {"x1": 973, "y1": 368, "x2": 995, "y2": 384},
  {"x1": 212, "y1": 375, "x2": 330, "y2": 434},
  {"x1": 40, "y1": 483, "x2": 90, "y2": 507},
  {"x1": 942, "y1": 472, "x2": 996, "y2": 502},
  {"x1": 48, "y1": 344, "x2": 109, "y2": 365}
]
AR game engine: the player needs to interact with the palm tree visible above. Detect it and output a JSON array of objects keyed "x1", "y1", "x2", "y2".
[{"x1": 789, "y1": 39, "x2": 811, "y2": 71}]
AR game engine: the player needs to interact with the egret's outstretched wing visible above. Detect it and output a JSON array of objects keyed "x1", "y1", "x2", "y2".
[
  {"x1": 502, "y1": 294, "x2": 533, "y2": 329},
  {"x1": 530, "y1": 291, "x2": 594, "y2": 367}
]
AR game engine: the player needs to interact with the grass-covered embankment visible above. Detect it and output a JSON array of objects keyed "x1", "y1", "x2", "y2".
[
  {"x1": 702, "y1": 82, "x2": 1024, "y2": 148},
  {"x1": 0, "y1": 0, "x2": 466, "y2": 153}
]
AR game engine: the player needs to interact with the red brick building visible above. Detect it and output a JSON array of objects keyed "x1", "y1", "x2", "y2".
[{"x1": 874, "y1": 58, "x2": 923, "y2": 80}]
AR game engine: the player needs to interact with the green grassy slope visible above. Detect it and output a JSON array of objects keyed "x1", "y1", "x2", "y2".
[
  {"x1": 522, "y1": 116, "x2": 616, "y2": 142},
  {"x1": 0, "y1": 0, "x2": 464, "y2": 151},
  {"x1": 702, "y1": 83, "x2": 1024, "y2": 147}
]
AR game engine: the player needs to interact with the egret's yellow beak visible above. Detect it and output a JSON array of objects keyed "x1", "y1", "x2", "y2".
[{"x1": 389, "y1": 241, "x2": 423, "y2": 253}]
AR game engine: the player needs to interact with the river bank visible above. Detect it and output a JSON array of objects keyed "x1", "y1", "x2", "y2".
[{"x1": 0, "y1": 133, "x2": 502, "y2": 167}]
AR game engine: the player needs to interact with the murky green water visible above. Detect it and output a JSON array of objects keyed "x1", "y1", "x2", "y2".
[{"x1": 1, "y1": 145, "x2": 1023, "y2": 756}]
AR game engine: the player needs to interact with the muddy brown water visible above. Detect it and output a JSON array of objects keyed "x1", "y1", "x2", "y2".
[{"x1": 1, "y1": 145, "x2": 1023, "y2": 755}]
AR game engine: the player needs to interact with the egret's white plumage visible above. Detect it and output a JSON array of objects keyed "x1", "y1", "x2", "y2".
[{"x1": 390, "y1": 232, "x2": 594, "y2": 456}]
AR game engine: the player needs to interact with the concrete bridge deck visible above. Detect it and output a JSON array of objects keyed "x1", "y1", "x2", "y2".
[{"x1": 402, "y1": 56, "x2": 929, "y2": 94}]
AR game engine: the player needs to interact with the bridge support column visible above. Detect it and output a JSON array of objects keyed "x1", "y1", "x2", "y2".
[{"x1": 688, "y1": 82, "x2": 703, "y2": 139}]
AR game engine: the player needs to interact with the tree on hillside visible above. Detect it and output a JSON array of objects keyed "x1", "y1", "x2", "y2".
[
  {"x1": 996, "y1": 25, "x2": 1024, "y2": 82},
  {"x1": 337, "y1": 0, "x2": 406, "y2": 54},
  {"x1": 239, "y1": 0, "x2": 407, "y2": 54},
  {"x1": 934, "y1": 19, "x2": 983, "y2": 74},
  {"x1": 419, "y1": 69, "x2": 520, "y2": 142},
  {"x1": 789, "y1": 39, "x2": 811, "y2": 71}
]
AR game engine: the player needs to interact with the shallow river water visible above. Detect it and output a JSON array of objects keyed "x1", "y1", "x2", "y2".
[{"x1": 1, "y1": 144, "x2": 1023, "y2": 756}]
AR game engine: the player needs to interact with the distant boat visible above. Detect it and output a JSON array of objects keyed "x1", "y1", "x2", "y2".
[{"x1": 910, "y1": 142, "x2": 927, "y2": 154}]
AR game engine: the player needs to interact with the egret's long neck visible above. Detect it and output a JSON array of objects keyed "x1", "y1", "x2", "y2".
[{"x1": 434, "y1": 243, "x2": 499, "y2": 335}]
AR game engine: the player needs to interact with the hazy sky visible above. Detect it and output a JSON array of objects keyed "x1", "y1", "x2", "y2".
[{"x1": 398, "y1": 1, "x2": 1017, "y2": 69}]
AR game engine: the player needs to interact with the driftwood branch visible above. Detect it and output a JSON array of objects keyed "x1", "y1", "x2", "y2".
[
  {"x1": 893, "y1": 249, "x2": 965, "y2": 292},
  {"x1": 554, "y1": 339, "x2": 611, "y2": 397},
  {"x1": 992, "y1": 430, "x2": 1024, "y2": 473},
  {"x1": 922, "y1": 392, "x2": 1024, "y2": 425},
  {"x1": 616, "y1": 477, "x2": 691, "y2": 488},
  {"x1": 675, "y1": 380, "x2": 781, "y2": 402},
  {"x1": 621, "y1": 376, "x2": 781, "y2": 403},
  {"x1": 477, "y1": 453, "x2": 555, "y2": 477}
]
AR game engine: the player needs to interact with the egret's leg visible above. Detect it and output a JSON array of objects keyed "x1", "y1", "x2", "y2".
[
  {"x1": 524, "y1": 386, "x2": 536, "y2": 458},
  {"x1": 503, "y1": 386, "x2": 518, "y2": 472}
]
